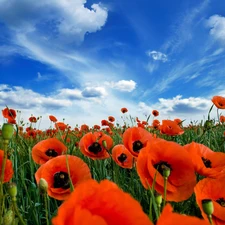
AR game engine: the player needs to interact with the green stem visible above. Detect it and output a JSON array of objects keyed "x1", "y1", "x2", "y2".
[
  {"x1": 207, "y1": 215, "x2": 214, "y2": 225},
  {"x1": 65, "y1": 154, "x2": 74, "y2": 192},
  {"x1": 12, "y1": 200, "x2": 26, "y2": 225},
  {"x1": 44, "y1": 193, "x2": 50, "y2": 225},
  {"x1": 163, "y1": 177, "x2": 168, "y2": 209}
]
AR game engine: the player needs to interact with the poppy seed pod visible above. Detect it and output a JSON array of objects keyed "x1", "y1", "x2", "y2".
[
  {"x1": 2, "y1": 123, "x2": 14, "y2": 140},
  {"x1": 202, "y1": 199, "x2": 214, "y2": 216}
]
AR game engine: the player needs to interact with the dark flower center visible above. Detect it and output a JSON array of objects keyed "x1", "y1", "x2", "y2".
[
  {"x1": 216, "y1": 198, "x2": 225, "y2": 207},
  {"x1": 201, "y1": 157, "x2": 212, "y2": 168},
  {"x1": 117, "y1": 153, "x2": 127, "y2": 163},
  {"x1": 153, "y1": 161, "x2": 172, "y2": 176},
  {"x1": 133, "y1": 140, "x2": 143, "y2": 152},
  {"x1": 53, "y1": 171, "x2": 70, "y2": 189},
  {"x1": 219, "y1": 102, "x2": 224, "y2": 107},
  {"x1": 88, "y1": 142, "x2": 102, "y2": 154},
  {"x1": 45, "y1": 149, "x2": 58, "y2": 157}
]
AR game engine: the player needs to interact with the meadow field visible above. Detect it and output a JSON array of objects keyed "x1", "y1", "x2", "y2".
[{"x1": 1, "y1": 95, "x2": 225, "y2": 225}]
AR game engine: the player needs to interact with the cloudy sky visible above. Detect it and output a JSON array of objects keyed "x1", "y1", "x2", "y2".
[{"x1": 0, "y1": 0, "x2": 225, "y2": 129}]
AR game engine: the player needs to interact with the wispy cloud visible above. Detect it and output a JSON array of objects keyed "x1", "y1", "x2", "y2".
[
  {"x1": 206, "y1": 15, "x2": 225, "y2": 44},
  {"x1": 146, "y1": 50, "x2": 168, "y2": 62},
  {"x1": 105, "y1": 80, "x2": 136, "y2": 92}
]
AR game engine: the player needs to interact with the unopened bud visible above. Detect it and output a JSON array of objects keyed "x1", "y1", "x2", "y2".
[
  {"x1": 39, "y1": 178, "x2": 48, "y2": 194},
  {"x1": 154, "y1": 192, "x2": 162, "y2": 206},
  {"x1": 7, "y1": 182, "x2": 17, "y2": 201},
  {"x1": 202, "y1": 199, "x2": 214, "y2": 215},
  {"x1": 3, "y1": 209, "x2": 14, "y2": 225},
  {"x1": 162, "y1": 165, "x2": 171, "y2": 178},
  {"x1": 102, "y1": 140, "x2": 107, "y2": 149},
  {"x1": 2, "y1": 123, "x2": 14, "y2": 140}
]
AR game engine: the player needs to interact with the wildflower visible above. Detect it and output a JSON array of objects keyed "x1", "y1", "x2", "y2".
[
  {"x1": 108, "y1": 116, "x2": 115, "y2": 122},
  {"x1": 184, "y1": 142, "x2": 225, "y2": 178},
  {"x1": 152, "y1": 110, "x2": 159, "y2": 117},
  {"x1": 2, "y1": 108, "x2": 16, "y2": 120},
  {"x1": 29, "y1": 116, "x2": 37, "y2": 123},
  {"x1": 220, "y1": 115, "x2": 225, "y2": 123},
  {"x1": 0, "y1": 150, "x2": 14, "y2": 183},
  {"x1": 32, "y1": 138, "x2": 67, "y2": 164},
  {"x1": 160, "y1": 120, "x2": 184, "y2": 136},
  {"x1": 51, "y1": 179, "x2": 153, "y2": 225},
  {"x1": 101, "y1": 120, "x2": 109, "y2": 126},
  {"x1": 80, "y1": 124, "x2": 89, "y2": 132},
  {"x1": 152, "y1": 119, "x2": 160, "y2": 129},
  {"x1": 112, "y1": 144, "x2": 135, "y2": 169},
  {"x1": 121, "y1": 107, "x2": 128, "y2": 113},
  {"x1": 137, "y1": 138, "x2": 196, "y2": 202},
  {"x1": 35, "y1": 155, "x2": 91, "y2": 200},
  {"x1": 123, "y1": 127, "x2": 153, "y2": 157},
  {"x1": 195, "y1": 177, "x2": 225, "y2": 225},
  {"x1": 212, "y1": 96, "x2": 225, "y2": 109},
  {"x1": 55, "y1": 122, "x2": 67, "y2": 131},
  {"x1": 49, "y1": 115, "x2": 57, "y2": 123}
]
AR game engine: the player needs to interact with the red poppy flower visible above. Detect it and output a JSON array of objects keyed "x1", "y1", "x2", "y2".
[
  {"x1": 2, "y1": 108, "x2": 16, "y2": 120},
  {"x1": 152, "y1": 110, "x2": 159, "y2": 117},
  {"x1": 184, "y1": 142, "x2": 225, "y2": 178},
  {"x1": 51, "y1": 179, "x2": 153, "y2": 225},
  {"x1": 174, "y1": 118, "x2": 182, "y2": 125},
  {"x1": 160, "y1": 120, "x2": 184, "y2": 136},
  {"x1": 0, "y1": 150, "x2": 14, "y2": 183},
  {"x1": 195, "y1": 177, "x2": 225, "y2": 225},
  {"x1": 156, "y1": 204, "x2": 209, "y2": 225},
  {"x1": 121, "y1": 107, "x2": 128, "y2": 113},
  {"x1": 80, "y1": 124, "x2": 89, "y2": 132},
  {"x1": 29, "y1": 116, "x2": 37, "y2": 123},
  {"x1": 55, "y1": 122, "x2": 67, "y2": 131},
  {"x1": 220, "y1": 115, "x2": 225, "y2": 123},
  {"x1": 101, "y1": 120, "x2": 109, "y2": 126},
  {"x1": 152, "y1": 119, "x2": 160, "y2": 129},
  {"x1": 35, "y1": 155, "x2": 91, "y2": 200},
  {"x1": 32, "y1": 138, "x2": 67, "y2": 164},
  {"x1": 7, "y1": 117, "x2": 17, "y2": 124},
  {"x1": 212, "y1": 96, "x2": 225, "y2": 109},
  {"x1": 79, "y1": 132, "x2": 113, "y2": 160},
  {"x1": 108, "y1": 116, "x2": 115, "y2": 123},
  {"x1": 93, "y1": 125, "x2": 101, "y2": 130},
  {"x1": 123, "y1": 127, "x2": 153, "y2": 157},
  {"x1": 137, "y1": 138, "x2": 196, "y2": 202},
  {"x1": 49, "y1": 115, "x2": 57, "y2": 123},
  {"x1": 112, "y1": 144, "x2": 135, "y2": 169}
]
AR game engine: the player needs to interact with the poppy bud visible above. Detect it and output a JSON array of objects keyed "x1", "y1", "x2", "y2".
[
  {"x1": 38, "y1": 178, "x2": 48, "y2": 194},
  {"x1": 3, "y1": 209, "x2": 14, "y2": 225},
  {"x1": 202, "y1": 199, "x2": 214, "y2": 215},
  {"x1": 154, "y1": 192, "x2": 162, "y2": 206},
  {"x1": 7, "y1": 182, "x2": 17, "y2": 201},
  {"x1": 102, "y1": 140, "x2": 107, "y2": 149},
  {"x1": 2, "y1": 123, "x2": 14, "y2": 140},
  {"x1": 162, "y1": 165, "x2": 171, "y2": 178}
]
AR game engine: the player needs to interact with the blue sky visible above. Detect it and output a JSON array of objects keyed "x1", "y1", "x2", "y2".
[{"x1": 0, "y1": 0, "x2": 225, "y2": 129}]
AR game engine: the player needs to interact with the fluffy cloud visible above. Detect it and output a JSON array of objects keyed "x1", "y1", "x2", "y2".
[
  {"x1": 146, "y1": 50, "x2": 168, "y2": 62},
  {"x1": 105, "y1": 80, "x2": 136, "y2": 92},
  {"x1": 81, "y1": 87, "x2": 107, "y2": 98},
  {"x1": 0, "y1": 0, "x2": 108, "y2": 44},
  {"x1": 207, "y1": 15, "x2": 225, "y2": 43}
]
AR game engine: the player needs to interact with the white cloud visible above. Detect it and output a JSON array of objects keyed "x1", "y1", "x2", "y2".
[
  {"x1": 207, "y1": 15, "x2": 225, "y2": 43},
  {"x1": 81, "y1": 86, "x2": 107, "y2": 98},
  {"x1": 146, "y1": 51, "x2": 168, "y2": 62},
  {"x1": 105, "y1": 80, "x2": 136, "y2": 92},
  {"x1": 57, "y1": 88, "x2": 83, "y2": 100}
]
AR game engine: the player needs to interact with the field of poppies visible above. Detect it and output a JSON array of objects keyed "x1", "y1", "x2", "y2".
[{"x1": 0, "y1": 95, "x2": 225, "y2": 225}]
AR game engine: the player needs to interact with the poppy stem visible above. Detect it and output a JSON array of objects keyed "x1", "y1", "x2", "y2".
[
  {"x1": 163, "y1": 177, "x2": 168, "y2": 209},
  {"x1": 44, "y1": 193, "x2": 50, "y2": 225},
  {"x1": 207, "y1": 215, "x2": 214, "y2": 225},
  {"x1": 12, "y1": 199, "x2": 26, "y2": 225},
  {"x1": 65, "y1": 154, "x2": 74, "y2": 192}
]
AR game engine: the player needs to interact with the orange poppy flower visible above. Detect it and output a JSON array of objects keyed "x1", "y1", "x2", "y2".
[
  {"x1": 101, "y1": 120, "x2": 109, "y2": 126},
  {"x1": 55, "y1": 122, "x2": 67, "y2": 131},
  {"x1": 26, "y1": 129, "x2": 37, "y2": 138},
  {"x1": 112, "y1": 144, "x2": 135, "y2": 169},
  {"x1": 195, "y1": 177, "x2": 225, "y2": 225},
  {"x1": 160, "y1": 120, "x2": 184, "y2": 136},
  {"x1": 29, "y1": 116, "x2": 37, "y2": 123},
  {"x1": 184, "y1": 142, "x2": 225, "y2": 178},
  {"x1": 7, "y1": 117, "x2": 17, "y2": 124},
  {"x1": 51, "y1": 179, "x2": 153, "y2": 225},
  {"x1": 80, "y1": 124, "x2": 89, "y2": 132},
  {"x1": 156, "y1": 204, "x2": 209, "y2": 225},
  {"x1": 79, "y1": 132, "x2": 113, "y2": 160},
  {"x1": 0, "y1": 150, "x2": 14, "y2": 183},
  {"x1": 212, "y1": 96, "x2": 225, "y2": 109},
  {"x1": 2, "y1": 108, "x2": 16, "y2": 119},
  {"x1": 35, "y1": 155, "x2": 91, "y2": 200},
  {"x1": 93, "y1": 124, "x2": 100, "y2": 130},
  {"x1": 152, "y1": 110, "x2": 159, "y2": 117},
  {"x1": 152, "y1": 119, "x2": 160, "y2": 129},
  {"x1": 123, "y1": 127, "x2": 153, "y2": 157},
  {"x1": 174, "y1": 118, "x2": 182, "y2": 125},
  {"x1": 108, "y1": 116, "x2": 115, "y2": 123},
  {"x1": 49, "y1": 115, "x2": 57, "y2": 122},
  {"x1": 137, "y1": 138, "x2": 196, "y2": 202},
  {"x1": 121, "y1": 107, "x2": 128, "y2": 113},
  {"x1": 32, "y1": 138, "x2": 67, "y2": 164},
  {"x1": 220, "y1": 115, "x2": 225, "y2": 123}
]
